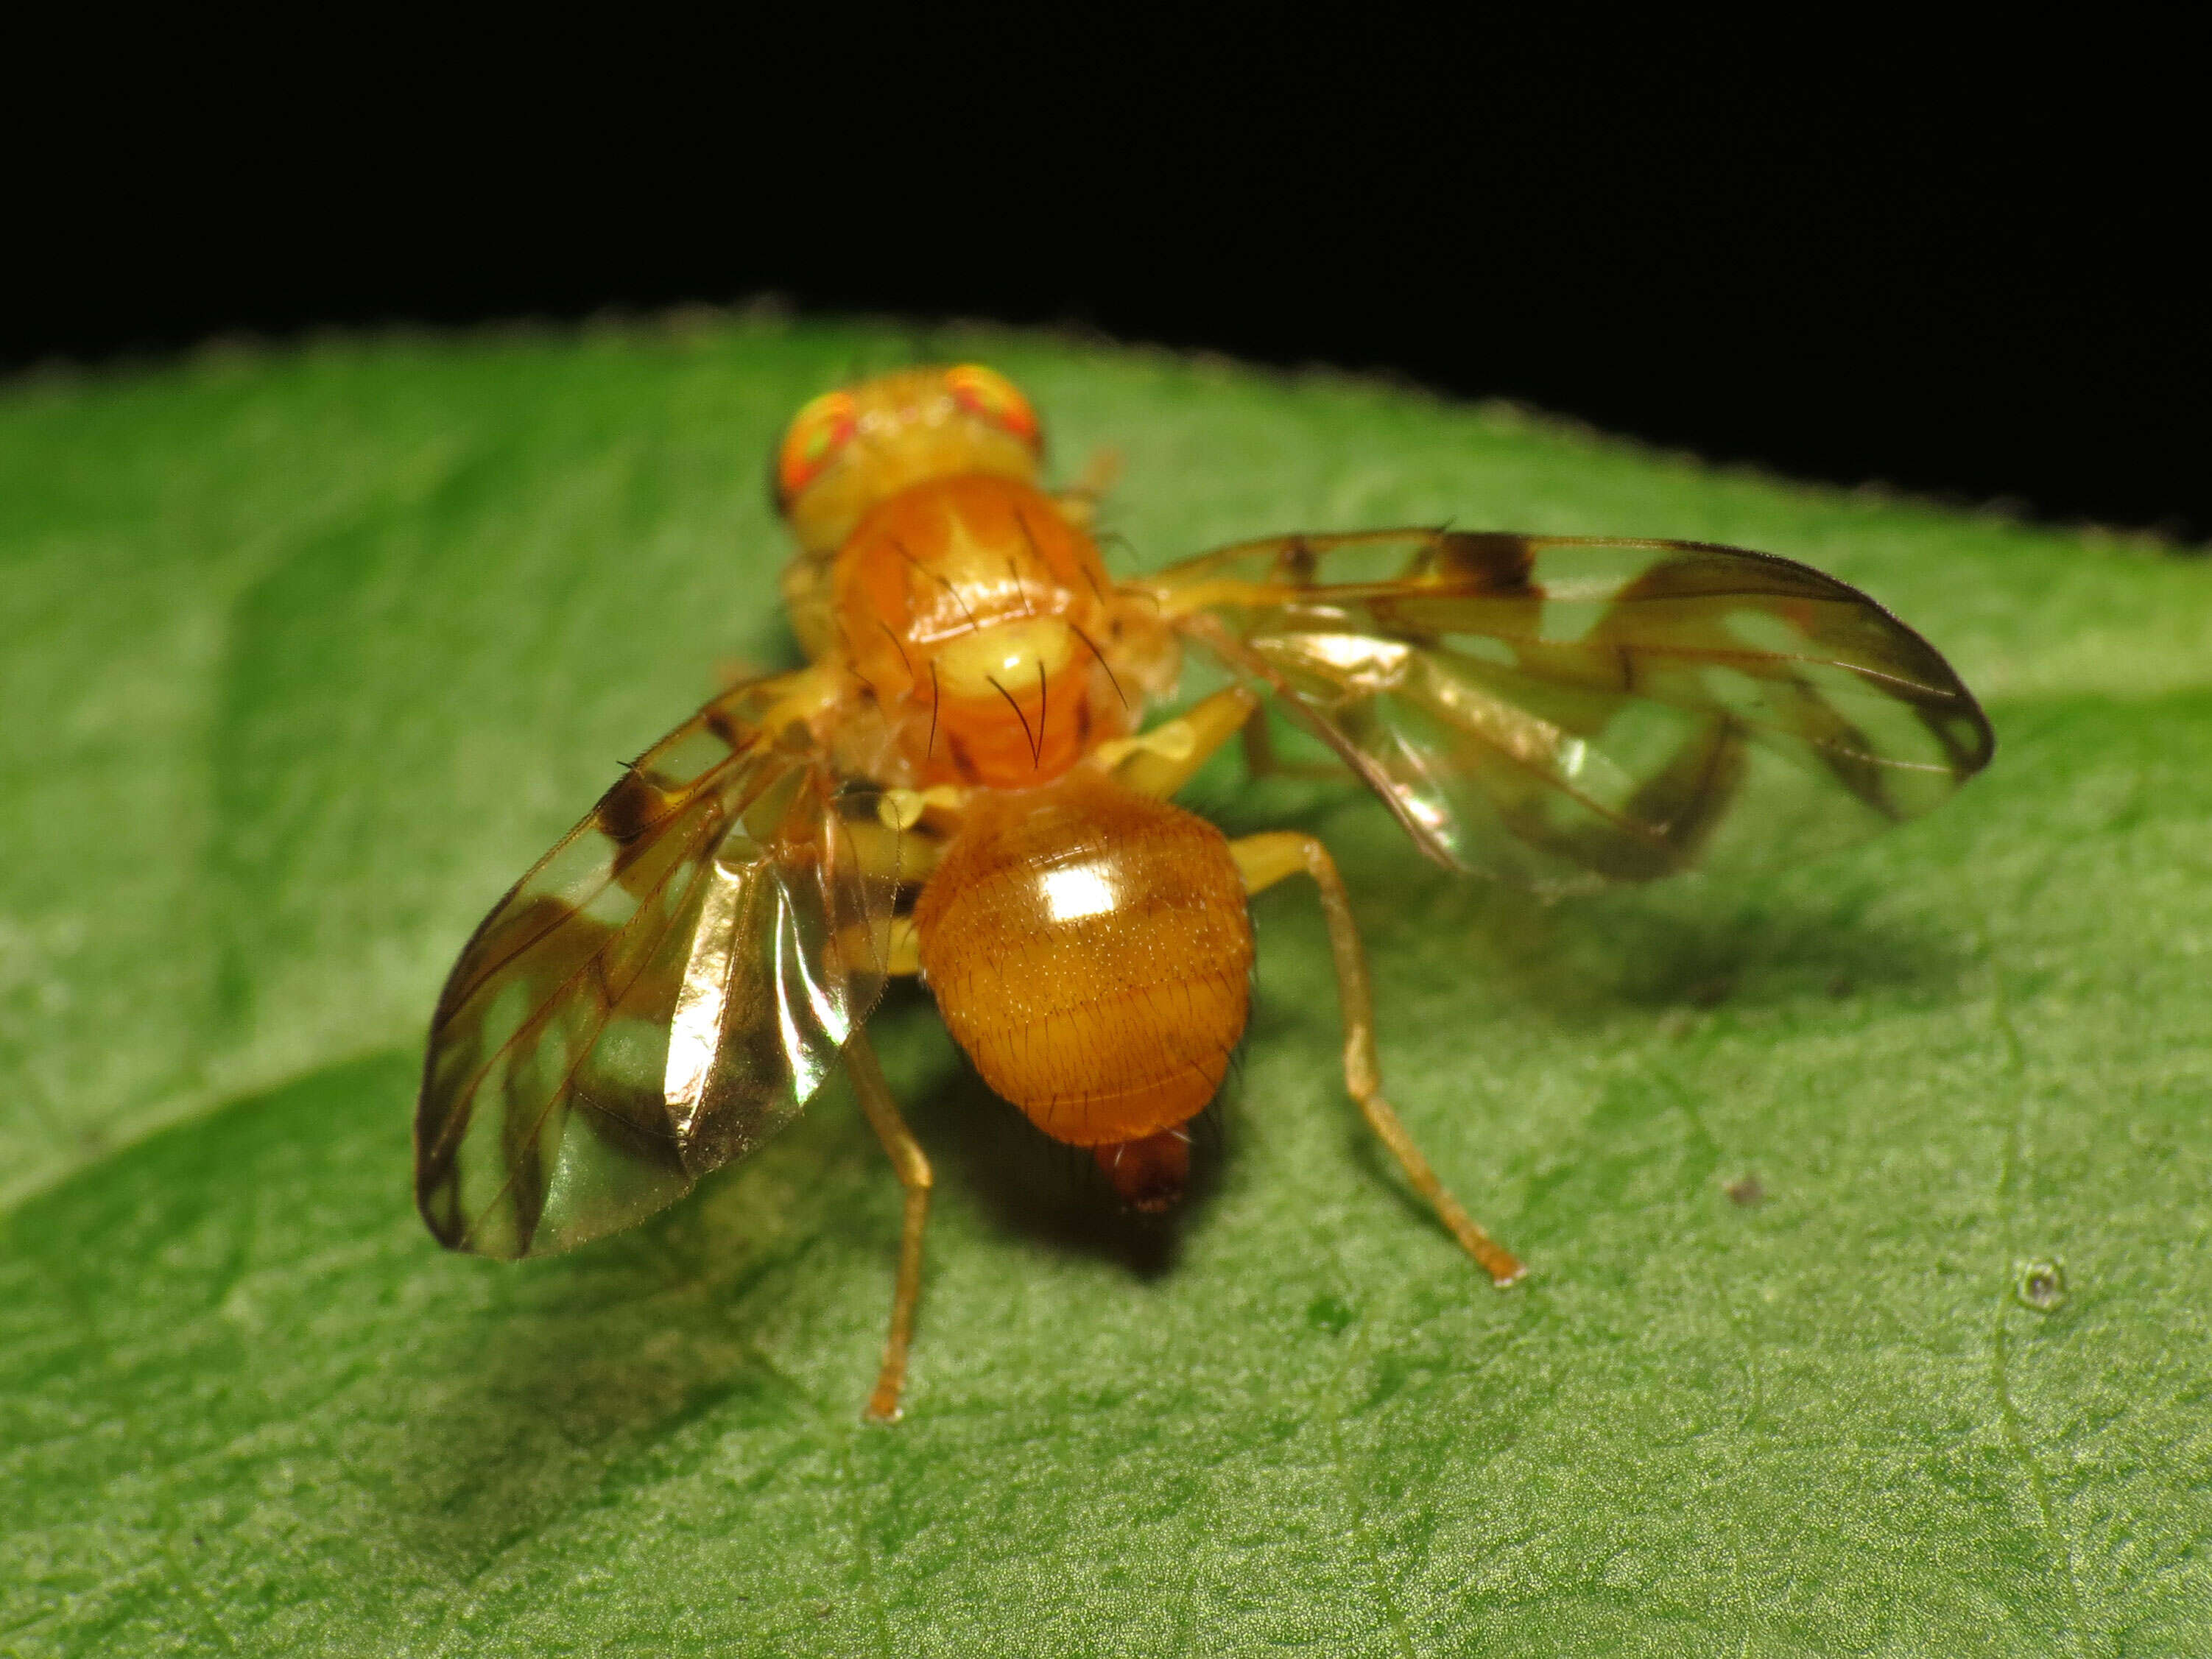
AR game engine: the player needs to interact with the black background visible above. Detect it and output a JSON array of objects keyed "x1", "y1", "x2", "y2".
[{"x1": 12, "y1": 24, "x2": 2203, "y2": 539}]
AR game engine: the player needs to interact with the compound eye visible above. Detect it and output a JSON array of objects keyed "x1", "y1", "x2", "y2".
[
  {"x1": 944, "y1": 364, "x2": 1040, "y2": 449},
  {"x1": 775, "y1": 389, "x2": 859, "y2": 502}
]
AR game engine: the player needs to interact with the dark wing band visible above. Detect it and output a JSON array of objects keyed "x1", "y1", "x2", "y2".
[{"x1": 1145, "y1": 530, "x2": 1993, "y2": 890}]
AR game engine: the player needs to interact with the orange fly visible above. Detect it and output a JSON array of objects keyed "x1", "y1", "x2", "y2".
[{"x1": 415, "y1": 364, "x2": 1993, "y2": 1420}]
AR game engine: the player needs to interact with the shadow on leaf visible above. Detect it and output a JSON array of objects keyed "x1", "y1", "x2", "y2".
[{"x1": 902, "y1": 1043, "x2": 1228, "y2": 1284}]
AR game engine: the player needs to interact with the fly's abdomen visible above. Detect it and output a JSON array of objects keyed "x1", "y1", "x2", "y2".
[{"x1": 912, "y1": 772, "x2": 1253, "y2": 1148}]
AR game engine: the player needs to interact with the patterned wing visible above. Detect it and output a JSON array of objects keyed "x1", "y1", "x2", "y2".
[
  {"x1": 1144, "y1": 529, "x2": 1993, "y2": 890},
  {"x1": 415, "y1": 674, "x2": 899, "y2": 1258}
]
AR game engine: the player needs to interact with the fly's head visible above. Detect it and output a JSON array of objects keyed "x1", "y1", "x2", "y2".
[{"x1": 774, "y1": 364, "x2": 1044, "y2": 555}]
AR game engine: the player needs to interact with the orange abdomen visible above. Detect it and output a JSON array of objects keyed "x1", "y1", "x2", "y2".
[{"x1": 913, "y1": 772, "x2": 1253, "y2": 1150}]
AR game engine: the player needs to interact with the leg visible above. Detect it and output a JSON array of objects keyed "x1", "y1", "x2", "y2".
[
  {"x1": 845, "y1": 1026, "x2": 934, "y2": 1420},
  {"x1": 1053, "y1": 446, "x2": 1123, "y2": 528},
  {"x1": 1098, "y1": 686, "x2": 1339, "y2": 798},
  {"x1": 1230, "y1": 831, "x2": 1526, "y2": 1286},
  {"x1": 1098, "y1": 686, "x2": 1261, "y2": 799},
  {"x1": 1239, "y1": 708, "x2": 1345, "y2": 783}
]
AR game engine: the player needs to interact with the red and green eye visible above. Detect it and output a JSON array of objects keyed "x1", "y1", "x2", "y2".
[
  {"x1": 775, "y1": 389, "x2": 859, "y2": 501},
  {"x1": 944, "y1": 364, "x2": 1040, "y2": 448}
]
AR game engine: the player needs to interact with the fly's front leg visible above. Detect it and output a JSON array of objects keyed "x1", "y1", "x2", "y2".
[
  {"x1": 1229, "y1": 831, "x2": 1526, "y2": 1287},
  {"x1": 845, "y1": 1026, "x2": 934, "y2": 1421},
  {"x1": 1052, "y1": 447, "x2": 1122, "y2": 529}
]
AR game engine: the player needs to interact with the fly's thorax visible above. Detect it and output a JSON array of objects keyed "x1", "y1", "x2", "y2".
[
  {"x1": 911, "y1": 770, "x2": 1253, "y2": 1149},
  {"x1": 831, "y1": 474, "x2": 1174, "y2": 789}
]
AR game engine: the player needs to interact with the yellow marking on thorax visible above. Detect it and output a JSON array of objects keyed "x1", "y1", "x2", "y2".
[{"x1": 933, "y1": 616, "x2": 1077, "y2": 700}]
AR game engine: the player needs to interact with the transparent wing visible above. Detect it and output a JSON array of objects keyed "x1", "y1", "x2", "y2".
[
  {"x1": 1143, "y1": 529, "x2": 1993, "y2": 890},
  {"x1": 415, "y1": 675, "x2": 899, "y2": 1258}
]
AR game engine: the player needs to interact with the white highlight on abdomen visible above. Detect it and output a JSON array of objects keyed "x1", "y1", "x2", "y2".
[{"x1": 1042, "y1": 864, "x2": 1116, "y2": 923}]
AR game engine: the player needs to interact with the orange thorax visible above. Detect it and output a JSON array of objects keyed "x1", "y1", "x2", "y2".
[{"x1": 832, "y1": 475, "x2": 1133, "y2": 789}]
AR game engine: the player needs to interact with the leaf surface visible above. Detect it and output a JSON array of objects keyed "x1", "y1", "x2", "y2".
[{"x1": 4, "y1": 320, "x2": 2210, "y2": 1655}]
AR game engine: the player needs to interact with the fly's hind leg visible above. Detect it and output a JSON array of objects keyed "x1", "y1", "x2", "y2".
[
  {"x1": 1239, "y1": 707, "x2": 1346, "y2": 783},
  {"x1": 1095, "y1": 688, "x2": 1519, "y2": 1280},
  {"x1": 1228, "y1": 831, "x2": 1526, "y2": 1286},
  {"x1": 845, "y1": 1026, "x2": 934, "y2": 1421}
]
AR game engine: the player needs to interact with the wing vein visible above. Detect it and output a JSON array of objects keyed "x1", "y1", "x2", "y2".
[{"x1": 456, "y1": 804, "x2": 734, "y2": 1247}]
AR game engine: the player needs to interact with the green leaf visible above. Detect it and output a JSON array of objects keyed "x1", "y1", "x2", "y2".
[{"x1": 5, "y1": 318, "x2": 2210, "y2": 1655}]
